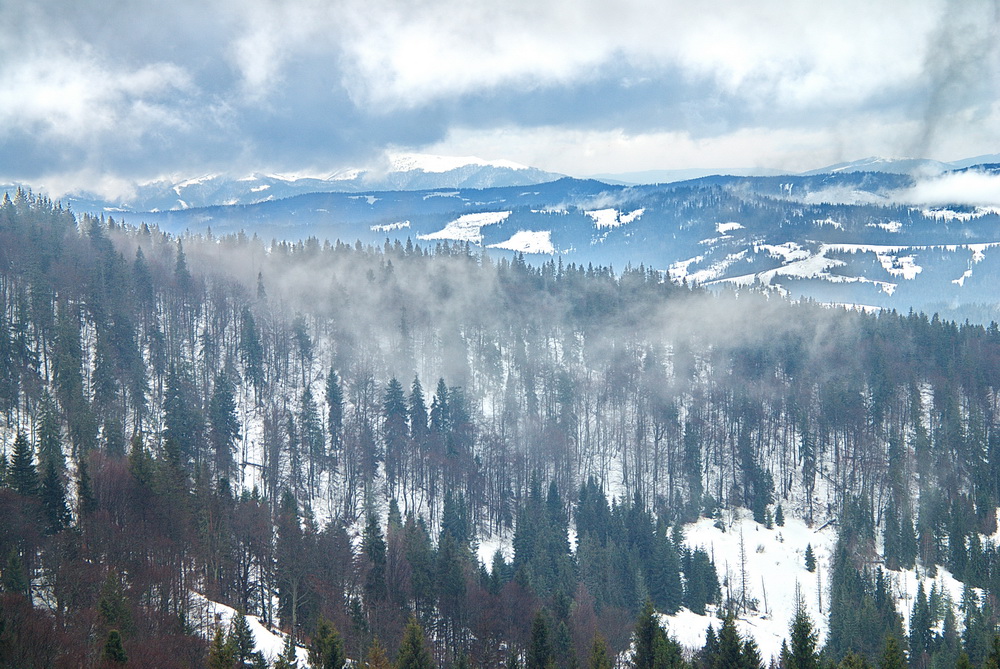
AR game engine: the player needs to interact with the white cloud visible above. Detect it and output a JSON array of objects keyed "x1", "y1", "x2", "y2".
[
  {"x1": 336, "y1": 0, "x2": 940, "y2": 109},
  {"x1": 419, "y1": 117, "x2": 941, "y2": 176},
  {"x1": 901, "y1": 171, "x2": 1000, "y2": 207}
]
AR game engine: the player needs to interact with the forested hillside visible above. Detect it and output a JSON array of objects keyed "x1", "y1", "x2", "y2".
[{"x1": 4, "y1": 189, "x2": 1000, "y2": 668}]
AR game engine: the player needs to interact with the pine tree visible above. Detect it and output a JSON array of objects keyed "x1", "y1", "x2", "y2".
[
  {"x1": 716, "y1": 614, "x2": 744, "y2": 669},
  {"x1": 208, "y1": 372, "x2": 241, "y2": 479},
  {"x1": 40, "y1": 459, "x2": 70, "y2": 534},
  {"x1": 396, "y1": 618, "x2": 434, "y2": 669},
  {"x1": 589, "y1": 635, "x2": 613, "y2": 669},
  {"x1": 365, "y1": 638, "x2": 392, "y2": 669},
  {"x1": 8, "y1": 432, "x2": 38, "y2": 498},
  {"x1": 208, "y1": 627, "x2": 235, "y2": 669},
  {"x1": 308, "y1": 617, "x2": 346, "y2": 669},
  {"x1": 528, "y1": 609, "x2": 554, "y2": 669},
  {"x1": 229, "y1": 610, "x2": 256, "y2": 668},
  {"x1": 786, "y1": 603, "x2": 819, "y2": 669},
  {"x1": 878, "y1": 635, "x2": 906, "y2": 669},
  {"x1": 804, "y1": 544, "x2": 816, "y2": 572},
  {"x1": 103, "y1": 629, "x2": 128, "y2": 664},
  {"x1": 274, "y1": 633, "x2": 299, "y2": 669}
]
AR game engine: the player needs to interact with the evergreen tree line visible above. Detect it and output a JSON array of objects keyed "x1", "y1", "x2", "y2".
[{"x1": 5, "y1": 192, "x2": 1000, "y2": 665}]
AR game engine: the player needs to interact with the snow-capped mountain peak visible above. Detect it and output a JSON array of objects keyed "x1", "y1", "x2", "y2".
[{"x1": 387, "y1": 152, "x2": 531, "y2": 174}]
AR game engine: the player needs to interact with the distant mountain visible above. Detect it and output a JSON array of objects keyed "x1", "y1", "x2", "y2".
[
  {"x1": 589, "y1": 167, "x2": 787, "y2": 185},
  {"x1": 9, "y1": 154, "x2": 565, "y2": 214},
  {"x1": 800, "y1": 156, "x2": 953, "y2": 176},
  {"x1": 126, "y1": 168, "x2": 1000, "y2": 318}
]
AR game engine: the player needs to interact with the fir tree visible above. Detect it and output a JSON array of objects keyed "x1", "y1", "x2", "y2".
[
  {"x1": 103, "y1": 629, "x2": 128, "y2": 664},
  {"x1": 878, "y1": 636, "x2": 906, "y2": 669},
  {"x1": 804, "y1": 544, "x2": 816, "y2": 573},
  {"x1": 40, "y1": 459, "x2": 70, "y2": 534},
  {"x1": 274, "y1": 633, "x2": 299, "y2": 669},
  {"x1": 775, "y1": 505, "x2": 785, "y2": 527},
  {"x1": 309, "y1": 617, "x2": 346, "y2": 669},
  {"x1": 397, "y1": 618, "x2": 434, "y2": 669},
  {"x1": 786, "y1": 602, "x2": 819, "y2": 669},
  {"x1": 208, "y1": 627, "x2": 235, "y2": 669},
  {"x1": 716, "y1": 614, "x2": 744, "y2": 669},
  {"x1": 589, "y1": 635, "x2": 613, "y2": 669},
  {"x1": 529, "y1": 609, "x2": 554, "y2": 669},
  {"x1": 365, "y1": 638, "x2": 392, "y2": 669},
  {"x1": 229, "y1": 610, "x2": 256, "y2": 668},
  {"x1": 8, "y1": 432, "x2": 38, "y2": 498}
]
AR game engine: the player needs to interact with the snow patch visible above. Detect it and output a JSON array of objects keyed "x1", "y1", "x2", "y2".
[
  {"x1": 192, "y1": 594, "x2": 309, "y2": 666},
  {"x1": 488, "y1": 230, "x2": 555, "y2": 254},
  {"x1": 952, "y1": 269, "x2": 973, "y2": 287},
  {"x1": 371, "y1": 221, "x2": 411, "y2": 232},
  {"x1": 250, "y1": 184, "x2": 270, "y2": 193},
  {"x1": 662, "y1": 511, "x2": 838, "y2": 664},
  {"x1": 717, "y1": 222, "x2": 744, "y2": 234},
  {"x1": 813, "y1": 217, "x2": 843, "y2": 229},
  {"x1": 868, "y1": 221, "x2": 902, "y2": 233},
  {"x1": 586, "y1": 208, "x2": 644, "y2": 229},
  {"x1": 417, "y1": 211, "x2": 511, "y2": 244}
]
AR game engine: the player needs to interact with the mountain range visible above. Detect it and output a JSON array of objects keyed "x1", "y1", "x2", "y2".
[{"x1": 7, "y1": 154, "x2": 1000, "y2": 319}]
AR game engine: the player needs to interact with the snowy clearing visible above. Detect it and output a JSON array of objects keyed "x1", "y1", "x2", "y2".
[
  {"x1": 417, "y1": 211, "x2": 511, "y2": 243},
  {"x1": 488, "y1": 230, "x2": 555, "y2": 254}
]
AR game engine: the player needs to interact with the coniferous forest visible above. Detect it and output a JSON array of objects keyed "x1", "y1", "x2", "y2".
[{"x1": 6, "y1": 190, "x2": 1000, "y2": 669}]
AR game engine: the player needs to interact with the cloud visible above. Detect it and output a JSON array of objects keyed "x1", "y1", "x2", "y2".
[
  {"x1": 1, "y1": 0, "x2": 998, "y2": 194},
  {"x1": 900, "y1": 170, "x2": 1000, "y2": 207}
]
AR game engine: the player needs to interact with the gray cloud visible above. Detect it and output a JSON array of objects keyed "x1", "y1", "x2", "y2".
[{"x1": 1, "y1": 0, "x2": 997, "y2": 194}]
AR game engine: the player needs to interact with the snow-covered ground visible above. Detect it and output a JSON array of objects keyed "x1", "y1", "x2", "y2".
[
  {"x1": 418, "y1": 211, "x2": 511, "y2": 243},
  {"x1": 662, "y1": 510, "x2": 837, "y2": 663},
  {"x1": 488, "y1": 230, "x2": 555, "y2": 254},
  {"x1": 191, "y1": 593, "x2": 310, "y2": 666}
]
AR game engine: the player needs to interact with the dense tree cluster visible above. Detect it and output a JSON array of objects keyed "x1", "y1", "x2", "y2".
[{"x1": 4, "y1": 191, "x2": 1000, "y2": 666}]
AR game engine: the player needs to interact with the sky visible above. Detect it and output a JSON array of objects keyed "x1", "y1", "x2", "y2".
[{"x1": 2, "y1": 0, "x2": 998, "y2": 197}]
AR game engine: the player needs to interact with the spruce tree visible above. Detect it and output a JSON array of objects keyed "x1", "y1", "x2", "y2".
[
  {"x1": 8, "y1": 432, "x2": 38, "y2": 498},
  {"x1": 633, "y1": 600, "x2": 662, "y2": 669},
  {"x1": 208, "y1": 371, "x2": 240, "y2": 479},
  {"x1": 804, "y1": 544, "x2": 816, "y2": 572},
  {"x1": 229, "y1": 610, "x2": 256, "y2": 668},
  {"x1": 742, "y1": 638, "x2": 764, "y2": 669},
  {"x1": 878, "y1": 635, "x2": 906, "y2": 669},
  {"x1": 786, "y1": 603, "x2": 819, "y2": 669},
  {"x1": 326, "y1": 369, "x2": 344, "y2": 450},
  {"x1": 103, "y1": 629, "x2": 128, "y2": 664},
  {"x1": 397, "y1": 618, "x2": 434, "y2": 669},
  {"x1": 40, "y1": 459, "x2": 71, "y2": 534},
  {"x1": 365, "y1": 638, "x2": 392, "y2": 669},
  {"x1": 528, "y1": 609, "x2": 554, "y2": 669},
  {"x1": 775, "y1": 505, "x2": 785, "y2": 527},
  {"x1": 208, "y1": 627, "x2": 235, "y2": 669},
  {"x1": 308, "y1": 617, "x2": 346, "y2": 669},
  {"x1": 589, "y1": 635, "x2": 613, "y2": 669},
  {"x1": 274, "y1": 633, "x2": 299, "y2": 669},
  {"x1": 716, "y1": 614, "x2": 743, "y2": 669}
]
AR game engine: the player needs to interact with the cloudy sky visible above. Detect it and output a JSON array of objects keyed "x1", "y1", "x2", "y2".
[{"x1": 2, "y1": 0, "x2": 998, "y2": 196}]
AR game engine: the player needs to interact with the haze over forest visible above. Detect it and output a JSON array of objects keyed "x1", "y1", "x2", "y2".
[{"x1": 2, "y1": 1, "x2": 1000, "y2": 669}]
